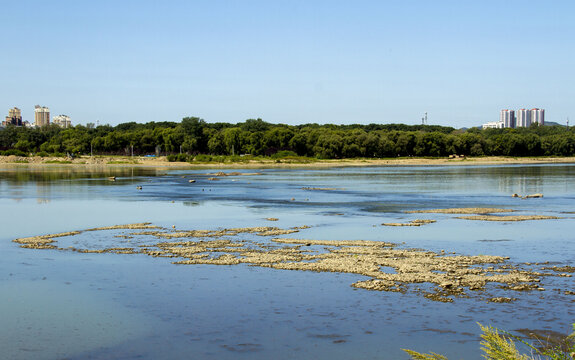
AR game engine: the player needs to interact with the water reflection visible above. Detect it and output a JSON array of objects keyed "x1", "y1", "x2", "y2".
[
  {"x1": 0, "y1": 166, "x2": 162, "y2": 202},
  {"x1": 2, "y1": 164, "x2": 574, "y2": 209},
  {"x1": 0, "y1": 166, "x2": 159, "y2": 183}
]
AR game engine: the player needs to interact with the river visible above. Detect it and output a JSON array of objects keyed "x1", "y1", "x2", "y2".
[{"x1": 1, "y1": 164, "x2": 573, "y2": 359}]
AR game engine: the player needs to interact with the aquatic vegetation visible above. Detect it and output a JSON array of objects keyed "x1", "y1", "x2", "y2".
[
  {"x1": 404, "y1": 323, "x2": 575, "y2": 360},
  {"x1": 382, "y1": 219, "x2": 436, "y2": 226},
  {"x1": 12, "y1": 223, "x2": 573, "y2": 303}
]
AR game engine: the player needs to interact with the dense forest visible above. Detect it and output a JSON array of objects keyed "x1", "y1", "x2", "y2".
[{"x1": 1, "y1": 117, "x2": 574, "y2": 159}]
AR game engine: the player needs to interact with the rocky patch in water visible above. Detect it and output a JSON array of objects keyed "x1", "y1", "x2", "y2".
[{"x1": 12, "y1": 223, "x2": 573, "y2": 303}]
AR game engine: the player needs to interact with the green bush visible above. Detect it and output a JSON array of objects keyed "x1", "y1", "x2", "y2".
[
  {"x1": 1, "y1": 149, "x2": 28, "y2": 157},
  {"x1": 193, "y1": 154, "x2": 212, "y2": 162},
  {"x1": 167, "y1": 154, "x2": 191, "y2": 162},
  {"x1": 211, "y1": 155, "x2": 226, "y2": 163},
  {"x1": 178, "y1": 154, "x2": 191, "y2": 162},
  {"x1": 271, "y1": 150, "x2": 298, "y2": 159},
  {"x1": 404, "y1": 323, "x2": 575, "y2": 360}
]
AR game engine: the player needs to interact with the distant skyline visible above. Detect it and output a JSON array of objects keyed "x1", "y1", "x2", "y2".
[{"x1": 2, "y1": 1, "x2": 573, "y2": 128}]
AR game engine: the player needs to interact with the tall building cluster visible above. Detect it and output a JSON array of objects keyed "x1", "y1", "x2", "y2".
[
  {"x1": 4, "y1": 107, "x2": 23, "y2": 126},
  {"x1": 515, "y1": 108, "x2": 545, "y2": 128},
  {"x1": 483, "y1": 108, "x2": 545, "y2": 129},
  {"x1": 2, "y1": 105, "x2": 72, "y2": 128}
]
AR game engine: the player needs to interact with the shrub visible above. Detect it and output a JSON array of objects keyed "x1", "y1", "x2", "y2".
[
  {"x1": 271, "y1": 150, "x2": 298, "y2": 159},
  {"x1": 1, "y1": 149, "x2": 28, "y2": 157},
  {"x1": 193, "y1": 154, "x2": 211, "y2": 162},
  {"x1": 177, "y1": 154, "x2": 190, "y2": 162},
  {"x1": 167, "y1": 154, "x2": 191, "y2": 162},
  {"x1": 167, "y1": 154, "x2": 177, "y2": 162},
  {"x1": 404, "y1": 323, "x2": 575, "y2": 360}
]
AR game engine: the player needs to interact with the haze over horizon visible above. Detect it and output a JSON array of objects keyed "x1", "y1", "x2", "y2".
[{"x1": 2, "y1": 1, "x2": 573, "y2": 128}]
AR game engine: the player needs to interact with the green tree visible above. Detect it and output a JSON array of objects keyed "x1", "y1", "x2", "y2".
[
  {"x1": 222, "y1": 127, "x2": 242, "y2": 155},
  {"x1": 264, "y1": 127, "x2": 294, "y2": 153},
  {"x1": 241, "y1": 118, "x2": 271, "y2": 133},
  {"x1": 313, "y1": 131, "x2": 343, "y2": 158},
  {"x1": 207, "y1": 131, "x2": 225, "y2": 154}
]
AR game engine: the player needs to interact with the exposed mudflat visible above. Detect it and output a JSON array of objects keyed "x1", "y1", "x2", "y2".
[
  {"x1": 382, "y1": 219, "x2": 436, "y2": 227},
  {"x1": 458, "y1": 215, "x2": 560, "y2": 221},
  {"x1": 403, "y1": 208, "x2": 563, "y2": 223},
  {"x1": 406, "y1": 208, "x2": 514, "y2": 214},
  {"x1": 13, "y1": 223, "x2": 573, "y2": 303}
]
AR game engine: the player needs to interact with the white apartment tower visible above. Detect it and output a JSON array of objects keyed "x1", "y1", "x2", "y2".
[
  {"x1": 499, "y1": 109, "x2": 515, "y2": 128},
  {"x1": 516, "y1": 109, "x2": 531, "y2": 127},
  {"x1": 531, "y1": 108, "x2": 545, "y2": 126}
]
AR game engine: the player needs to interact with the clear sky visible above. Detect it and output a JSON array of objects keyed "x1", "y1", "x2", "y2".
[{"x1": 1, "y1": 0, "x2": 573, "y2": 128}]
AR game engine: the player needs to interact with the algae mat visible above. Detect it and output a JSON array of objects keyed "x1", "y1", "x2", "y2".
[{"x1": 13, "y1": 223, "x2": 574, "y2": 303}]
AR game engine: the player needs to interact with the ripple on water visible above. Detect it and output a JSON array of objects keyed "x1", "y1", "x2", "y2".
[{"x1": 0, "y1": 281, "x2": 152, "y2": 360}]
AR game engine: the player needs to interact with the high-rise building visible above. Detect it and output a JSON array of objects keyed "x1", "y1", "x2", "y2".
[
  {"x1": 53, "y1": 114, "x2": 71, "y2": 128},
  {"x1": 499, "y1": 109, "x2": 515, "y2": 128},
  {"x1": 530, "y1": 108, "x2": 545, "y2": 126},
  {"x1": 4, "y1": 107, "x2": 23, "y2": 126},
  {"x1": 516, "y1": 109, "x2": 531, "y2": 127},
  {"x1": 34, "y1": 105, "x2": 50, "y2": 127}
]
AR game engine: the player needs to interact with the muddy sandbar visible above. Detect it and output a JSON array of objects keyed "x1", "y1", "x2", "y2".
[
  {"x1": 458, "y1": 215, "x2": 560, "y2": 221},
  {"x1": 13, "y1": 223, "x2": 572, "y2": 303},
  {"x1": 406, "y1": 208, "x2": 514, "y2": 214}
]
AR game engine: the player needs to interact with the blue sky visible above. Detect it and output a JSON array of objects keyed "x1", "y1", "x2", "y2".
[{"x1": 1, "y1": 0, "x2": 573, "y2": 128}]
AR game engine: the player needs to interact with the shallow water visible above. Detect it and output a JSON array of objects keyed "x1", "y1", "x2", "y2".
[{"x1": 1, "y1": 164, "x2": 574, "y2": 359}]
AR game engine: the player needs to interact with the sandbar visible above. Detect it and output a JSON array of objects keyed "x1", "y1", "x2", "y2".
[
  {"x1": 12, "y1": 223, "x2": 573, "y2": 303},
  {"x1": 2, "y1": 155, "x2": 575, "y2": 169}
]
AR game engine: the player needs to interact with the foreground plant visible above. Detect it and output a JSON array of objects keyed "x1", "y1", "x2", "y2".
[{"x1": 404, "y1": 323, "x2": 575, "y2": 360}]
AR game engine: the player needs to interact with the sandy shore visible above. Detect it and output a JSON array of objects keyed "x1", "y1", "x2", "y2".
[{"x1": 1, "y1": 155, "x2": 575, "y2": 169}]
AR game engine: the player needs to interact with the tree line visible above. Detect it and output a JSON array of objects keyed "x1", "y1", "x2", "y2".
[{"x1": 1, "y1": 117, "x2": 574, "y2": 158}]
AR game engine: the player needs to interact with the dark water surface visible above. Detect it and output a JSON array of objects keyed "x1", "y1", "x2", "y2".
[{"x1": 1, "y1": 164, "x2": 574, "y2": 359}]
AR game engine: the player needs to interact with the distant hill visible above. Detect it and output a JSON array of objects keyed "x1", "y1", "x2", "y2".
[{"x1": 545, "y1": 121, "x2": 566, "y2": 127}]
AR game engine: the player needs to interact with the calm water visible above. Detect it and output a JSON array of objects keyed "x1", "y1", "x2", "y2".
[{"x1": 1, "y1": 164, "x2": 574, "y2": 360}]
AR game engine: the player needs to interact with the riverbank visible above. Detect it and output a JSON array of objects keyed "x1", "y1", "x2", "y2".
[{"x1": 1, "y1": 155, "x2": 575, "y2": 168}]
